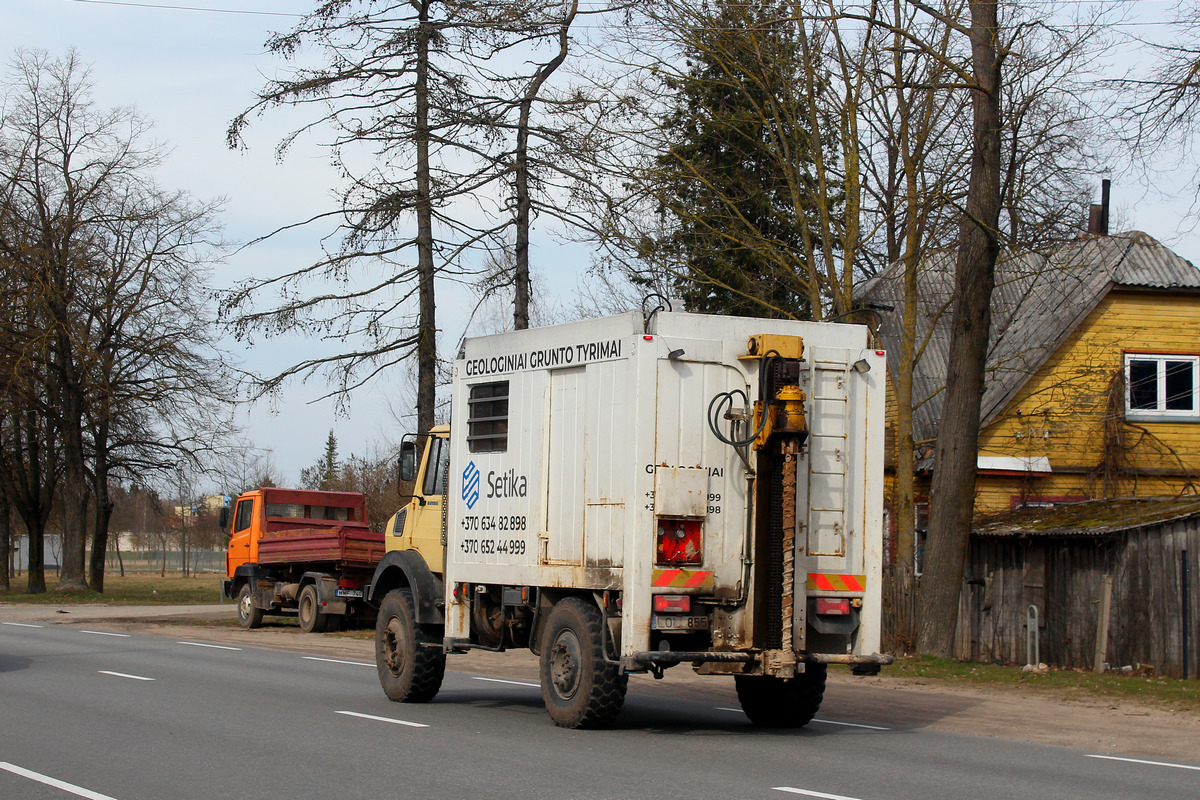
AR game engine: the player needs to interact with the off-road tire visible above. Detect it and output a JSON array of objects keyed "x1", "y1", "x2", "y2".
[
  {"x1": 375, "y1": 589, "x2": 445, "y2": 703},
  {"x1": 236, "y1": 583, "x2": 263, "y2": 629},
  {"x1": 298, "y1": 584, "x2": 328, "y2": 633},
  {"x1": 735, "y1": 663, "x2": 827, "y2": 728},
  {"x1": 539, "y1": 597, "x2": 627, "y2": 729}
]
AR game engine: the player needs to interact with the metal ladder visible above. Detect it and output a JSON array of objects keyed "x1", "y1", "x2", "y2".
[{"x1": 802, "y1": 351, "x2": 851, "y2": 558}]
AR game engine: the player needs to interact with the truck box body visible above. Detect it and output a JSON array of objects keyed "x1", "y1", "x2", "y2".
[{"x1": 443, "y1": 310, "x2": 884, "y2": 663}]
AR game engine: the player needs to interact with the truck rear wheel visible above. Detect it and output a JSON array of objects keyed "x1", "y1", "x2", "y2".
[
  {"x1": 735, "y1": 663, "x2": 827, "y2": 728},
  {"x1": 298, "y1": 584, "x2": 329, "y2": 633},
  {"x1": 236, "y1": 584, "x2": 263, "y2": 629},
  {"x1": 539, "y1": 597, "x2": 627, "y2": 729},
  {"x1": 375, "y1": 589, "x2": 445, "y2": 703}
]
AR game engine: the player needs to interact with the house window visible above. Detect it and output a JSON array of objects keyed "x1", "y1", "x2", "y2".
[
  {"x1": 1125, "y1": 354, "x2": 1199, "y2": 418},
  {"x1": 468, "y1": 381, "x2": 509, "y2": 452}
]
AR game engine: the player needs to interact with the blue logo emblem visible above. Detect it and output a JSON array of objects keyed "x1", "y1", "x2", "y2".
[{"x1": 462, "y1": 461, "x2": 480, "y2": 509}]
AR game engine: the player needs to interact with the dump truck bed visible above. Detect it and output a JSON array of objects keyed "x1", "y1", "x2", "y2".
[{"x1": 256, "y1": 526, "x2": 384, "y2": 570}]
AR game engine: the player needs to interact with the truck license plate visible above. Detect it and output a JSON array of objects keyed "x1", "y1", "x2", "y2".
[
  {"x1": 652, "y1": 614, "x2": 710, "y2": 631},
  {"x1": 335, "y1": 589, "x2": 364, "y2": 599}
]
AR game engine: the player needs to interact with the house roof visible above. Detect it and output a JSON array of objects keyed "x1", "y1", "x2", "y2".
[
  {"x1": 859, "y1": 231, "x2": 1200, "y2": 444},
  {"x1": 973, "y1": 495, "x2": 1200, "y2": 536}
]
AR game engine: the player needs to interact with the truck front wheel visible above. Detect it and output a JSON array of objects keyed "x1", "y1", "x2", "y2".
[
  {"x1": 298, "y1": 584, "x2": 329, "y2": 633},
  {"x1": 375, "y1": 589, "x2": 445, "y2": 703},
  {"x1": 735, "y1": 663, "x2": 827, "y2": 728},
  {"x1": 236, "y1": 584, "x2": 263, "y2": 629},
  {"x1": 539, "y1": 597, "x2": 627, "y2": 729}
]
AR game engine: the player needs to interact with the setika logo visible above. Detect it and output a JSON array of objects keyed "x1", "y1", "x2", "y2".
[{"x1": 462, "y1": 461, "x2": 480, "y2": 510}]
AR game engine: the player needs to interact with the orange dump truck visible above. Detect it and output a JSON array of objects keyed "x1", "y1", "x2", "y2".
[{"x1": 221, "y1": 487, "x2": 384, "y2": 632}]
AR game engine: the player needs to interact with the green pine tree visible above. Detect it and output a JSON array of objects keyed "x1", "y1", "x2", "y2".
[
  {"x1": 300, "y1": 429, "x2": 341, "y2": 490},
  {"x1": 645, "y1": 0, "x2": 838, "y2": 318}
]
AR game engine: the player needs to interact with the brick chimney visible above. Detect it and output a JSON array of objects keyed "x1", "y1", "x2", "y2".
[{"x1": 1087, "y1": 179, "x2": 1111, "y2": 235}]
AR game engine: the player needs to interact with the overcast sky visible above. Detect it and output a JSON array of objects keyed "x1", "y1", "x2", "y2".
[{"x1": 5, "y1": 0, "x2": 1200, "y2": 491}]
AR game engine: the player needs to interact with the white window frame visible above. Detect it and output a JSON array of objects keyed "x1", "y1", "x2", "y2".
[{"x1": 1124, "y1": 353, "x2": 1200, "y2": 419}]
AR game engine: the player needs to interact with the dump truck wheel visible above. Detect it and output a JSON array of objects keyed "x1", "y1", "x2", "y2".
[
  {"x1": 539, "y1": 597, "x2": 627, "y2": 729},
  {"x1": 236, "y1": 584, "x2": 263, "y2": 629},
  {"x1": 298, "y1": 584, "x2": 328, "y2": 633},
  {"x1": 376, "y1": 589, "x2": 445, "y2": 703},
  {"x1": 735, "y1": 663, "x2": 827, "y2": 728}
]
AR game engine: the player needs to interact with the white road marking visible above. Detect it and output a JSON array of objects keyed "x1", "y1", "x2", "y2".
[
  {"x1": 1085, "y1": 754, "x2": 1200, "y2": 772},
  {"x1": 472, "y1": 676, "x2": 540, "y2": 688},
  {"x1": 177, "y1": 641, "x2": 242, "y2": 651},
  {"x1": 335, "y1": 710, "x2": 428, "y2": 728},
  {"x1": 79, "y1": 630, "x2": 131, "y2": 638},
  {"x1": 1, "y1": 622, "x2": 44, "y2": 628},
  {"x1": 0, "y1": 762, "x2": 118, "y2": 800},
  {"x1": 302, "y1": 656, "x2": 373, "y2": 667},
  {"x1": 774, "y1": 788, "x2": 868, "y2": 800},
  {"x1": 98, "y1": 671, "x2": 155, "y2": 681},
  {"x1": 812, "y1": 718, "x2": 891, "y2": 731},
  {"x1": 716, "y1": 707, "x2": 888, "y2": 730}
]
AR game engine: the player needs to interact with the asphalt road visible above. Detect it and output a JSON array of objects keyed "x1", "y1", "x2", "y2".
[{"x1": 2, "y1": 622, "x2": 1197, "y2": 800}]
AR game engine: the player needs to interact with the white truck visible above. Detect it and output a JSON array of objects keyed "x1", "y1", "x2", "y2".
[{"x1": 366, "y1": 308, "x2": 891, "y2": 728}]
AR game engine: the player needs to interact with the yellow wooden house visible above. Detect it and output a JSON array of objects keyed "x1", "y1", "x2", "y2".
[
  {"x1": 862, "y1": 232, "x2": 1200, "y2": 674},
  {"x1": 864, "y1": 230, "x2": 1200, "y2": 516}
]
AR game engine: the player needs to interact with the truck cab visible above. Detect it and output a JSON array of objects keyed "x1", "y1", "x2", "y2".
[{"x1": 386, "y1": 424, "x2": 450, "y2": 571}]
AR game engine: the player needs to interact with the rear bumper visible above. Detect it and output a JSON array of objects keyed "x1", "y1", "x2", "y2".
[{"x1": 632, "y1": 649, "x2": 894, "y2": 669}]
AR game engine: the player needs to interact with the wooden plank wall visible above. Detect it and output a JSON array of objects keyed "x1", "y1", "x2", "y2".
[{"x1": 954, "y1": 521, "x2": 1200, "y2": 677}]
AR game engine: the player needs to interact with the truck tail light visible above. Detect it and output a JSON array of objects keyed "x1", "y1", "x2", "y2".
[
  {"x1": 815, "y1": 598, "x2": 851, "y2": 616},
  {"x1": 656, "y1": 520, "x2": 703, "y2": 565},
  {"x1": 652, "y1": 595, "x2": 691, "y2": 613},
  {"x1": 338, "y1": 578, "x2": 360, "y2": 590}
]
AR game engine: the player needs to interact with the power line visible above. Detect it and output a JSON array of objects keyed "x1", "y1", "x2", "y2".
[
  {"x1": 62, "y1": 0, "x2": 1192, "y2": 31},
  {"x1": 68, "y1": 0, "x2": 303, "y2": 17}
]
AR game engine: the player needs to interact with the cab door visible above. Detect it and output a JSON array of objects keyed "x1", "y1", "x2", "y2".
[
  {"x1": 393, "y1": 434, "x2": 449, "y2": 568},
  {"x1": 226, "y1": 497, "x2": 257, "y2": 574}
]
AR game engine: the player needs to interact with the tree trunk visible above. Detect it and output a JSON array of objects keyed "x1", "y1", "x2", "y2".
[
  {"x1": 26, "y1": 516, "x2": 45, "y2": 594},
  {"x1": 914, "y1": 0, "x2": 1003, "y2": 657},
  {"x1": 414, "y1": 0, "x2": 437, "y2": 436},
  {"x1": 885, "y1": 19, "x2": 921, "y2": 652},
  {"x1": 53, "y1": 315, "x2": 90, "y2": 592},
  {"x1": 88, "y1": 433, "x2": 114, "y2": 592},
  {"x1": 513, "y1": 2, "x2": 577, "y2": 331},
  {"x1": 889, "y1": 246, "x2": 921, "y2": 652},
  {"x1": 0, "y1": 495, "x2": 10, "y2": 592}
]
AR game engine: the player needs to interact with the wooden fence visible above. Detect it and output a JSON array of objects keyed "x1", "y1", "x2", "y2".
[{"x1": 954, "y1": 517, "x2": 1199, "y2": 677}]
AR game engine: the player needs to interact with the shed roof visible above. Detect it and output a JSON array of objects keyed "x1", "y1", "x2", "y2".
[
  {"x1": 973, "y1": 495, "x2": 1200, "y2": 537},
  {"x1": 859, "y1": 232, "x2": 1200, "y2": 445}
]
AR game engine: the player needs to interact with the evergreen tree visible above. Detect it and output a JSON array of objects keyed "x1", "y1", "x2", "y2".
[
  {"x1": 300, "y1": 429, "x2": 340, "y2": 491},
  {"x1": 645, "y1": 0, "x2": 837, "y2": 318}
]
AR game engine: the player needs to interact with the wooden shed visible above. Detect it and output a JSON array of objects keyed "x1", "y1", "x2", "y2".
[{"x1": 954, "y1": 497, "x2": 1200, "y2": 677}]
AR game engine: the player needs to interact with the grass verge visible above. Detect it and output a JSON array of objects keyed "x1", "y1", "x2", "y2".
[
  {"x1": 0, "y1": 572, "x2": 225, "y2": 605},
  {"x1": 845, "y1": 655, "x2": 1200, "y2": 714}
]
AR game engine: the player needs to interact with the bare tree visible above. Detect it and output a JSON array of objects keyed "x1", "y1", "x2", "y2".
[{"x1": 0, "y1": 49, "x2": 229, "y2": 591}]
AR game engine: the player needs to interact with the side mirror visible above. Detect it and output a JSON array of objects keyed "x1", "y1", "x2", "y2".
[
  {"x1": 399, "y1": 440, "x2": 417, "y2": 484},
  {"x1": 218, "y1": 506, "x2": 230, "y2": 530}
]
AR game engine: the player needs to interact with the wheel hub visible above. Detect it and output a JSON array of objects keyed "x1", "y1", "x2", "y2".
[
  {"x1": 549, "y1": 630, "x2": 582, "y2": 699},
  {"x1": 383, "y1": 619, "x2": 405, "y2": 674}
]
